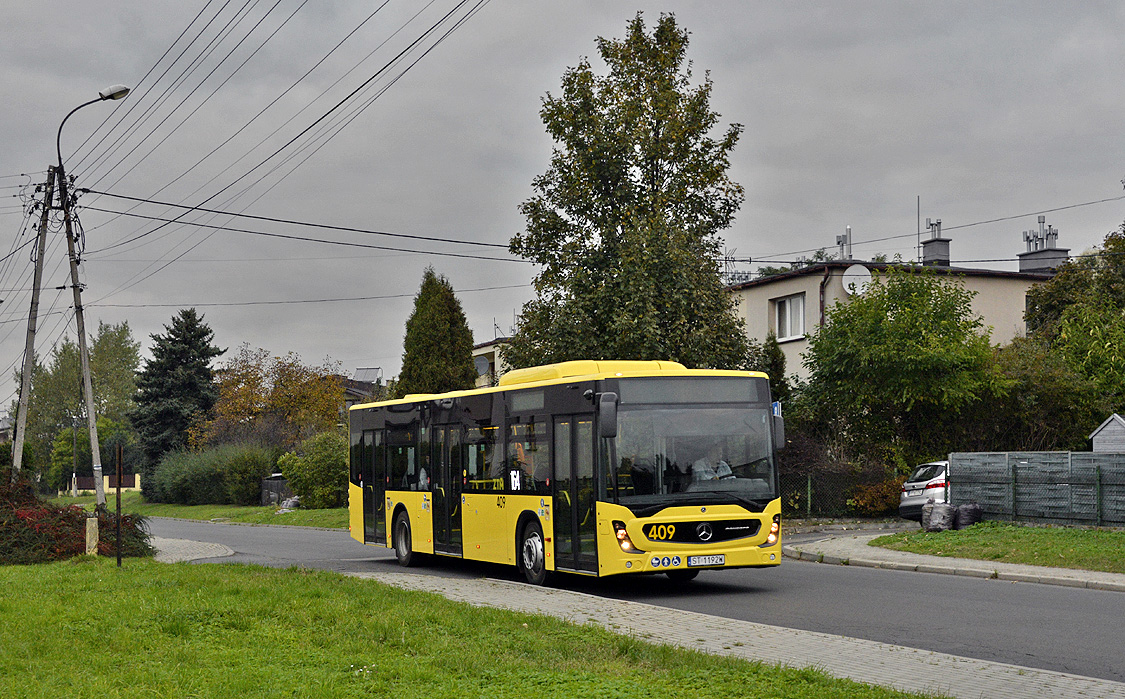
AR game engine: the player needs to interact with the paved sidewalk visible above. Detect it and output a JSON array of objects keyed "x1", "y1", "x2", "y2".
[
  {"x1": 151, "y1": 536, "x2": 234, "y2": 563},
  {"x1": 353, "y1": 570, "x2": 1125, "y2": 699},
  {"x1": 783, "y1": 532, "x2": 1125, "y2": 592},
  {"x1": 150, "y1": 535, "x2": 1125, "y2": 698}
]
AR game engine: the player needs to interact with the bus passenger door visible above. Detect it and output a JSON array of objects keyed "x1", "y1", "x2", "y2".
[
  {"x1": 364, "y1": 430, "x2": 387, "y2": 544},
  {"x1": 433, "y1": 425, "x2": 463, "y2": 556},
  {"x1": 553, "y1": 416, "x2": 597, "y2": 573}
]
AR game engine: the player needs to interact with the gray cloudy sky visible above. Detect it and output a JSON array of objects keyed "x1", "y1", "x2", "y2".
[{"x1": 3, "y1": 1, "x2": 1124, "y2": 404}]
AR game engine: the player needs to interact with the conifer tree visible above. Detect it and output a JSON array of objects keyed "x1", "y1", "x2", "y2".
[
  {"x1": 130, "y1": 309, "x2": 224, "y2": 496},
  {"x1": 394, "y1": 269, "x2": 477, "y2": 398}
]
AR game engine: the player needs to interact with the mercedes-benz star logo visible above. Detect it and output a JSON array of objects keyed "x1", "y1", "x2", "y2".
[{"x1": 696, "y1": 522, "x2": 713, "y2": 542}]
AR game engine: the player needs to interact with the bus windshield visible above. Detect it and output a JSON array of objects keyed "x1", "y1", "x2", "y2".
[{"x1": 609, "y1": 387, "x2": 778, "y2": 511}]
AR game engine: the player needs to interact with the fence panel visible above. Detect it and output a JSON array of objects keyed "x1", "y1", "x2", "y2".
[{"x1": 950, "y1": 451, "x2": 1125, "y2": 526}]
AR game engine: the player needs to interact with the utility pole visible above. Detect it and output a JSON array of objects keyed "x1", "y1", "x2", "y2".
[
  {"x1": 53, "y1": 85, "x2": 130, "y2": 506},
  {"x1": 11, "y1": 167, "x2": 56, "y2": 482},
  {"x1": 56, "y1": 158, "x2": 106, "y2": 507}
]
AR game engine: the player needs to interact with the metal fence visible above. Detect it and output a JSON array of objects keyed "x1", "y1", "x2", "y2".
[
  {"x1": 949, "y1": 452, "x2": 1125, "y2": 526},
  {"x1": 779, "y1": 471, "x2": 872, "y2": 518}
]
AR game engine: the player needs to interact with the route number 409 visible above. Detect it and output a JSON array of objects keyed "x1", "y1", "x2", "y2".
[{"x1": 646, "y1": 524, "x2": 676, "y2": 540}]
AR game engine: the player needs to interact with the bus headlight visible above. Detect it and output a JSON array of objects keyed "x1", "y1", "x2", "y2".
[
  {"x1": 613, "y1": 520, "x2": 645, "y2": 553},
  {"x1": 760, "y1": 513, "x2": 778, "y2": 544},
  {"x1": 762, "y1": 514, "x2": 780, "y2": 547}
]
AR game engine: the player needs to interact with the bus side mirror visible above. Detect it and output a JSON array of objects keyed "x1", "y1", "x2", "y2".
[
  {"x1": 772, "y1": 414, "x2": 785, "y2": 451},
  {"x1": 598, "y1": 392, "x2": 618, "y2": 439}
]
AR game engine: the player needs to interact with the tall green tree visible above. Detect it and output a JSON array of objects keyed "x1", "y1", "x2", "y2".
[
  {"x1": 393, "y1": 268, "x2": 476, "y2": 398},
  {"x1": 10, "y1": 321, "x2": 140, "y2": 480},
  {"x1": 130, "y1": 309, "x2": 224, "y2": 496},
  {"x1": 1025, "y1": 224, "x2": 1125, "y2": 411},
  {"x1": 797, "y1": 269, "x2": 1006, "y2": 469},
  {"x1": 506, "y1": 13, "x2": 750, "y2": 370},
  {"x1": 747, "y1": 332, "x2": 789, "y2": 403},
  {"x1": 958, "y1": 337, "x2": 1108, "y2": 452}
]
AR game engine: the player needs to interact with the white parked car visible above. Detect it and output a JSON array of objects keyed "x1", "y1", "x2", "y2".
[{"x1": 898, "y1": 461, "x2": 948, "y2": 522}]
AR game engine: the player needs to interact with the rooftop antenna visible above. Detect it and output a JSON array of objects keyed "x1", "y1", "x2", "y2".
[{"x1": 836, "y1": 226, "x2": 853, "y2": 260}]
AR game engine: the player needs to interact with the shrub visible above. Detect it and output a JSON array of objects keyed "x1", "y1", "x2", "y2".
[
  {"x1": 279, "y1": 431, "x2": 348, "y2": 509},
  {"x1": 152, "y1": 451, "x2": 225, "y2": 505},
  {"x1": 847, "y1": 476, "x2": 907, "y2": 517},
  {"x1": 149, "y1": 444, "x2": 277, "y2": 505},
  {"x1": 221, "y1": 445, "x2": 277, "y2": 505},
  {"x1": 0, "y1": 478, "x2": 152, "y2": 564}
]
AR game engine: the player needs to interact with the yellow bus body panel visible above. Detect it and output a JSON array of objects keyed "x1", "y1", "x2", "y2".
[
  {"x1": 348, "y1": 483, "x2": 364, "y2": 543},
  {"x1": 460, "y1": 493, "x2": 555, "y2": 569},
  {"x1": 386, "y1": 491, "x2": 435, "y2": 555},
  {"x1": 594, "y1": 499, "x2": 782, "y2": 577}
]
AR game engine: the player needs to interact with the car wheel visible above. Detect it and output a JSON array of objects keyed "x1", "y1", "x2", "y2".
[
  {"x1": 394, "y1": 511, "x2": 414, "y2": 567},
  {"x1": 518, "y1": 520, "x2": 548, "y2": 585}
]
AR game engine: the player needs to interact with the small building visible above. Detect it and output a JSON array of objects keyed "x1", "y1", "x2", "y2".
[
  {"x1": 1090, "y1": 414, "x2": 1125, "y2": 453},
  {"x1": 729, "y1": 222, "x2": 1068, "y2": 381},
  {"x1": 344, "y1": 368, "x2": 383, "y2": 408},
  {"x1": 728, "y1": 262, "x2": 1051, "y2": 381},
  {"x1": 472, "y1": 337, "x2": 510, "y2": 388}
]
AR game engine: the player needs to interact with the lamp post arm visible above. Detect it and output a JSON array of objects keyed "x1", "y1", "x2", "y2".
[{"x1": 56, "y1": 97, "x2": 102, "y2": 173}]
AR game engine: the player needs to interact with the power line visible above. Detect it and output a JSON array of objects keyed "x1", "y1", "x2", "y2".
[
  {"x1": 80, "y1": 205, "x2": 525, "y2": 263},
  {"x1": 81, "y1": 188, "x2": 508, "y2": 250},
  {"x1": 90, "y1": 282, "x2": 530, "y2": 308},
  {"x1": 78, "y1": 1, "x2": 488, "y2": 301}
]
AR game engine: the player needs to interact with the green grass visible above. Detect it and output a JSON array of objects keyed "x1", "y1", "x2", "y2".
[
  {"x1": 0, "y1": 557, "x2": 934, "y2": 699},
  {"x1": 52, "y1": 491, "x2": 349, "y2": 529},
  {"x1": 871, "y1": 521, "x2": 1125, "y2": 574}
]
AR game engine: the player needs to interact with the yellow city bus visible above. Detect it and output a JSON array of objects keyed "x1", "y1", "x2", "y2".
[{"x1": 347, "y1": 360, "x2": 784, "y2": 584}]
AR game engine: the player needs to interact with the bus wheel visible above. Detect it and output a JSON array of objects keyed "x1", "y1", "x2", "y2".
[
  {"x1": 519, "y1": 520, "x2": 548, "y2": 585},
  {"x1": 394, "y1": 511, "x2": 414, "y2": 567},
  {"x1": 666, "y1": 569, "x2": 699, "y2": 583}
]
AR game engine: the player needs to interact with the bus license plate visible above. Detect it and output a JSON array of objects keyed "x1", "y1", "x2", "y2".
[{"x1": 687, "y1": 554, "x2": 725, "y2": 567}]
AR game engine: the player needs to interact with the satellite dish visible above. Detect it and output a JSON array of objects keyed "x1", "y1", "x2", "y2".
[
  {"x1": 473, "y1": 355, "x2": 491, "y2": 376},
  {"x1": 842, "y1": 264, "x2": 872, "y2": 296}
]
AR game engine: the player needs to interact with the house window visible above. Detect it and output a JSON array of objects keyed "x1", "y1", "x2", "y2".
[{"x1": 774, "y1": 293, "x2": 805, "y2": 341}]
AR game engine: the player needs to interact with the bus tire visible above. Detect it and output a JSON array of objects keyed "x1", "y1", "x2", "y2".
[
  {"x1": 666, "y1": 569, "x2": 699, "y2": 583},
  {"x1": 518, "y1": 520, "x2": 548, "y2": 586},
  {"x1": 394, "y1": 511, "x2": 415, "y2": 567}
]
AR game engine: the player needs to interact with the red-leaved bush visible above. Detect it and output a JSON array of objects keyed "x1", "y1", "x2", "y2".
[{"x1": 1, "y1": 478, "x2": 152, "y2": 564}]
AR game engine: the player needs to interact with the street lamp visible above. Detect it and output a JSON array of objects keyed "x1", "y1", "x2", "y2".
[
  {"x1": 55, "y1": 84, "x2": 130, "y2": 507},
  {"x1": 11, "y1": 85, "x2": 129, "y2": 489}
]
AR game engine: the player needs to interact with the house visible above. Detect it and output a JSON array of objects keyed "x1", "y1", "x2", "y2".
[
  {"x1": 1090, "y1": 414, "x2": 1125, "y2": 453},
  {"x1": 344, "y1": 368, "x2": 383, "y2": 408},
  {"x1": 728, "y1": 226, "x2": 1066, "y2": 381},
  {"x1": 472, "y1": 337, "x2": 510, "y2": 388}
]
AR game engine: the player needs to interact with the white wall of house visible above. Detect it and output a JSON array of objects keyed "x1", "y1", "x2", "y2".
[{"x1": 731, "y1": 264, "x2": 1045, "y2": 382}]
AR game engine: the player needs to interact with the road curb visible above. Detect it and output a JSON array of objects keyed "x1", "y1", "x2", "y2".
[
  {"x1": 783, "y1": 539, "x2": 1125, "y2": 592},
  {"x1": 147, "y1": 515, "x2": 346, "y2": 532}
]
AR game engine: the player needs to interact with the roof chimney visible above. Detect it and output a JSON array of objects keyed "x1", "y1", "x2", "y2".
[
  {"x1": 1018, "y1": 216, "x2": 1069, "y2": 273},
  {"x1": 922, "y1": 218, "x2": 950, "y2": 267}
]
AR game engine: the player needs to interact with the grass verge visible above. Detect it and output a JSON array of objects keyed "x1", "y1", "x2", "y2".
[
  {"x1": 870, "y1": 521, "x2": 1125, "y2": 574},
  {"x1": 0, "y1": 557, "x2": 931, "y2": 699},
  {"x1": 51, "y1": 491, "x2": 349, "y2": 529}
]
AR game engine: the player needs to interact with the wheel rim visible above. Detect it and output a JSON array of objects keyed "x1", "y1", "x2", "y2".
[
  {"x1": 522, "y1": 529, "x2": 543, "y2": 575},
  {"x1": 396, "y1": 519, "x2": 409, "y2": 557}
]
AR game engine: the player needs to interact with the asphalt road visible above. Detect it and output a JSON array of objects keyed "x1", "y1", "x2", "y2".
[{"x1": 147, "y1": 519, "x2": 1125, "y2": 683}]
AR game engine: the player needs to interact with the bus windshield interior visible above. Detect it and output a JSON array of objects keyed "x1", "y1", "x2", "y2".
[{"x1": 611, "y1": 405, "x2": 777, "y2": 509}]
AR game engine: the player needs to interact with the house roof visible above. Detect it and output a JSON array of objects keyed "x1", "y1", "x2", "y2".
[
  {"x1": 726, "y1": 261, "x2": 1053, "y2": 292},
  {"x1": 1089, "y1": 413, "x2": 1125, "y2": 440},
  {"x1": 473, "y1": 336, "x2": 510, "y2": 351}
]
